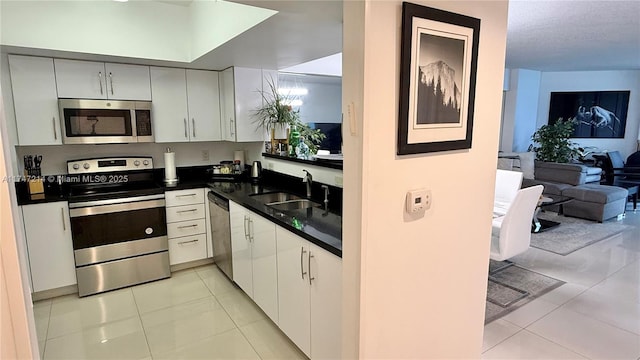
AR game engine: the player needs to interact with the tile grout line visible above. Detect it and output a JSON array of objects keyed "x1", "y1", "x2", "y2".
[
  {"x1": 129, "y1": 287, "x2": 155, "y2": 359},
  {"x1": 194, "y1": 265, "x2": 265, "y2": 360}
]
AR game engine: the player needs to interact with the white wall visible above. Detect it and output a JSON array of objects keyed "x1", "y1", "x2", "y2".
[
  {"x1": 261, "y1": 156, "x2": 343, "y2": 187},
  {"x1": 536, "y1": 70, "x2": 640, "y2": 157},
  {"x1": 502, "y1": 69, "x2": 542, "y2": 152},
  {"x1": 342, "y1": 0, "x2": 508, "y2": 358},
  {"x1": 15, "y1": 142, "x2": 263, "y2": 175}
]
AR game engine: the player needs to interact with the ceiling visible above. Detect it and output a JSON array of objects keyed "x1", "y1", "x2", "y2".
[
  {"x1": 506, "y1": 0, "x2": 640, "y2": 71},
  {"x1": 1, "y1": 1, "x2": 637, "y2": 73}
]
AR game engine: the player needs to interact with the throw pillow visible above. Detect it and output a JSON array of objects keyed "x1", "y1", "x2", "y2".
[
  {"x1": 497, "y1": 158, "x2": 514, "y2": 170},
  {"x1": 517, "y1": 152, "x2": 535, "y2": 179}
]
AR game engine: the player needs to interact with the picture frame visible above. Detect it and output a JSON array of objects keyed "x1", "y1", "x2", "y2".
[
  {"x1": 397, "y1": 2, "x2": 480, "y2": 155},
  {"x1": 548, "y1": 91, "x2": 630, "y2": 139}
]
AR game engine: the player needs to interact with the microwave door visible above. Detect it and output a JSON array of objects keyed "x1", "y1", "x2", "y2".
[{"x1": 59, "y1": 100, "x2": 139, "y2": 144}]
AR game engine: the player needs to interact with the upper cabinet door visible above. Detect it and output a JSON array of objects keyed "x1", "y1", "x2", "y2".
[
  {"x1": 104, "y1": 63, "x2": 151, "y2": 100},
  {"x1": 219, "y1": 68, "x2": 236, "y2": 141},
  {"x1": 150, "y1": 67, "x2": 190, "y2": 143},
  {"x1": 54, "y1": 59, "x2": 107, "y2": 99},
  {"x1": 186, "y1": 69, "x2": 221, "y2": 142},
  {"x1": 9, "y1": 55, "x2": 62, "y2": 145},
  {"x1": 233, "y1": 67, "x2": 265, "y2": 142}
]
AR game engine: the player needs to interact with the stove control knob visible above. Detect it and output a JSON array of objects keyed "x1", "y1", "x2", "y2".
[
  {"x1": 143, "y1": 160, "x2": 150, "y2": 166},
  {"x1": 134, "y1": 160, "x2": 141, "y2": 166},
  {"x1": 83, "y1": 163, "x2": 90, "y2": 170},
  {"x1": 72, "y1": 164, "x2": 80, "y2": 170}
]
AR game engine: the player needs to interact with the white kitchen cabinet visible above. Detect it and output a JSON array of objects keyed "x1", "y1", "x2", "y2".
[
  {"x1": 276, "y1": 226, "x2": 342, "y2": 359},
  {"x1": 151, "y1": 67, "x2": 221, "y2": 143},
  {"x1": 186, "y1": 69, "x2": 222, "y2": 142},
  {"x1": 8, "y1": 55, "x2": 62, "y2": 145},
  {"x1": 54, "y1": 59, "x2": 151, "y2": 100},
  {"x1": 229, "y1": 201, "x2": 278, "y2": 322},
  {"x1": 22, "y1": 201, "x2": 76, "y2": 292},
  {"x1": 165, "y1": 188, "x2": 209, "y2": 265},
  {"x1": 276, "y1": 226, "x2": 312, "y2": 356},
  {"x1": 219, "y1": 67, "x2": 270, "y2": 142}
]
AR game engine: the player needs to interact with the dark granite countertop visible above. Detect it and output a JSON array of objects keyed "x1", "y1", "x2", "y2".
[
  {"x1": 15, "y1": 166, "x2": 342, "y2": 257},
  {"x1": 207, "y1": 181, "x2": 342, "y2": 257}
]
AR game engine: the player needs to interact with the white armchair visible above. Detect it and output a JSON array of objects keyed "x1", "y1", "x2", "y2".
[
  {"x1": 490, "y1": 185, "x2": 544, "y2": 261},
  {"x1": 494, "y1": 169, "x2": 524, "y2": 217}
]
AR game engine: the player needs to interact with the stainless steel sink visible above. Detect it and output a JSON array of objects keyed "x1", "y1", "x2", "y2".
[
  {"x1": 249, "y1": 192, "x2": 302, "y2": 204},
  {"x1": 267, "y1": 199, "x2": 322, "y2": 211}
]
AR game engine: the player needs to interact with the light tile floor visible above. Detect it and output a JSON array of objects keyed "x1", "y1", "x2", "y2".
[
  {"x1": 33, "y1": 265, "x2": 307, "y2": 360},
  {"x1": 483, "y1": 207, "x2": 640, "y2": 359}
]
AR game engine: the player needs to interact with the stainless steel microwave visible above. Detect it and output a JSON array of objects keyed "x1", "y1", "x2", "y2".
[{"x1": 59, "y1": 99, "x2": 153, "y2": 144}]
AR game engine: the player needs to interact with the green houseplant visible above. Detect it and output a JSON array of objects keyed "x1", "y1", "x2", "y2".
[
  {"x1": 254, "y1": 77, "x2": 326, "y2": 157},
  {"x1": 254, "y1": 76, "x2": 300, "y2": 137},
  {"x1": 530, "y1": 118, "x2": 579, "y2": 163}
]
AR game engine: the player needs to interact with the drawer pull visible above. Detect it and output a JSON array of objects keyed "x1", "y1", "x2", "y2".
[
  {"x1": 177, "y1": 209, "x2": 198, "y2": 213},
  {"x1": 177, "y1": 224, "x2": 198, "y2": 229},
  {"x1": 176, "y1": 193, "x2": 197, "y2": 198},
  {"x1": 178, "y1": 239, "x2": 199, "y2": 245}
]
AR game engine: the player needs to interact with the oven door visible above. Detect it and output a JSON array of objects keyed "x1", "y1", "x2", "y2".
[
  {"x1": 69, "y1": 195, "x2": 167, "y2": 266},
  {"x1": 59, "y1": 99, "x2": 138, "y2": 144}
]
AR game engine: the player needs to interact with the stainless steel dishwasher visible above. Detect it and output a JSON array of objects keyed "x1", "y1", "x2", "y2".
[{"x1": 208, "y1": 191, "x2": 232, "y2": 279}]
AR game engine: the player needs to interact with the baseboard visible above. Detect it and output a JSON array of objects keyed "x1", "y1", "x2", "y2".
[
  {"x1": 32, "y1": 284, "x2": 78, "y2": 301},
  {"x1": 170, "y1": 258, "x2": 214, "y2": 272}
]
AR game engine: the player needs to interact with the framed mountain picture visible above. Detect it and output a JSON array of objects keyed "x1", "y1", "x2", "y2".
[
  {"x1": 548, "y1": 91, "x2": 630, "y2": 138},
  {"x1": 397, "y1": 2, "x2": 480, "y2": 155}
]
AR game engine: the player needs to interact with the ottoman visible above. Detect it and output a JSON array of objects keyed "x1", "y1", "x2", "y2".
[{"x1": 562, "y1": 184, "x2": 629, "y2": 222}]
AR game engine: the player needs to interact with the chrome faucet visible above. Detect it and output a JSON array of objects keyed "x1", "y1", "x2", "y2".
[
  {"x1": 321, "y1": 184, "x2": 329, "y2": 212},
  {"x1": 303, "y1": 170, "x2": 313, "y2": 198}
]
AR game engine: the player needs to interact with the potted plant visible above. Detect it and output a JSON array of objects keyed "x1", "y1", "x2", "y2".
[
  {"x1": 254, "y1": 76, "x2": 300, "y2": 140},
  {"x1": 530, "y1": 118, "x2": 579, "y2": 163}
]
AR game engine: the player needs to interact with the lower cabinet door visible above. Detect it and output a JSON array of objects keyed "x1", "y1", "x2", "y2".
[
  {"x1": 309, "y1": 243, "x2": 342, "y2": 359},
  {"x1": 22, "y1": 202, "x2": 77, "y2": 292},
  {"x1": 229, "y1": 201, "x2": 252, "y2": 296},
  {"x1": 276, "y1": 227, "x2": 311, "y2": 356},
  {"x1": 248, "y1": 210, "x2": 278, "y2": 323},
  {"x1": 168, "y1": 233, "x2": 207, "y2": 265}
]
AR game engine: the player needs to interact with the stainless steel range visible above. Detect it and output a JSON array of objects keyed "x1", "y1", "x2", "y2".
[{"x1": 66, "y1": 157, "x2": 170, "y2": 297}]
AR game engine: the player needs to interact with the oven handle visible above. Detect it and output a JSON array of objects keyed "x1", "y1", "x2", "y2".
[
  {"x1": 69, "y1": 198, "x2": 166, "y2": 218},
  {"x1": 69, "y1": 194, "x2": 165, "y2": 209}
]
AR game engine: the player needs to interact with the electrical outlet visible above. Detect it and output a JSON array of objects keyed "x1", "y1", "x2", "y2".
[{"x1": 201, "y1": 150, "x2": 210, "y2": 161}]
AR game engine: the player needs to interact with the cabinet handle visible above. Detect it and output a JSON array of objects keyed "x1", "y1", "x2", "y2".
[
  {"x1": 300, "y1": 247, "x2": 307, "y2": 279},
  {"x1": 177, "y1": 208, "x2": 198, "y2": 213},
  {"x1": 229, "y1": 118, "x2": 235, "y2": 136},
  {"x1": 184, "y1": 118, "x2": 188, "y2": 139},
  {"x1": 176, "y1": 193, "x2": 196, "y2": 197},
  {"x1": 61, "y1": 207, "x2": 66, "y2": 231},
  {"x1": 98, "y1": 72, "x2": 104, "y2": 95},
  {"x1": 243, "y1": 215, "x2": 249, "y2": 241},
  {"x1": 192, "y1": 118, "x2": 196, "y2": 138},
  {"x1": 248, "y1": 218, "x2": 254, "y2": 242},
  {"x1": 177, "y1": 224, "x2": 198, "y2": 229},
  {"x1": 52, "y1": 117, "x2": 57, "y2": 140},
  {"x1": 178, "y1": 239, "x2": 199, "y2": 245},
  {"x1": 109, "y1": 72, "x2": 114, "y2": 95},
  {"x1": 308, "y1": 252, "x2": 315, "y2": 285}
]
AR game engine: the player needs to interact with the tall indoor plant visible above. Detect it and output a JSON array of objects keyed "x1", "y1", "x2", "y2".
[
  {"x1": 530, "y1": 118, "x2": 579, "y2": 163},
  {"x1": 254, "y1": 76, "x2": 299, "y2": 139}
]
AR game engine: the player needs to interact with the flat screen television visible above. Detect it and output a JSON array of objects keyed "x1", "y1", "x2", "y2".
[{"x1": 308, "y1": 122, "x2": 342, "y2": 153}]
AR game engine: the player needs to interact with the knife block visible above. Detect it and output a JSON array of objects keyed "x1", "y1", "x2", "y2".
[{"x1": 28, "y1": 178, "x2": 44, "y2": 196}]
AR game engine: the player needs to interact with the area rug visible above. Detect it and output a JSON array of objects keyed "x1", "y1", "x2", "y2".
[
  {"x1": 485, "y1": 261, "x2": 565, "y2": 324},
  {"x1": 530, "y1": 213, "x2": 630, "y2": 256}
]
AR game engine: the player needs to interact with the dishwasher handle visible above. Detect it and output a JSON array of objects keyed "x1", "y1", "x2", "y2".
[{"x1": 208, "y1": 191, "x2": 229, "y2": 211}]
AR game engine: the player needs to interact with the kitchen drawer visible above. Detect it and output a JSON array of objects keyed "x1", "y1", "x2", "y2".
[
  {"x1": 168, "y1": 233, "x2": 207, "y2": 265},
  {"x1": 165, "y1": 189, "x2": 204, "y2": 207},
  {"x1": 166, "y1": 204, "x2": 205, "y2": 223},
  {"x1": 167, "y1": 219, "x2": 206, "y2": 238}
]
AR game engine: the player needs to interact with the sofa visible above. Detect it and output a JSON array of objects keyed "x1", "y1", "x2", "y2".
[{"x1": 498, "y1": 154, "x2": 628, "y2": 222}]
